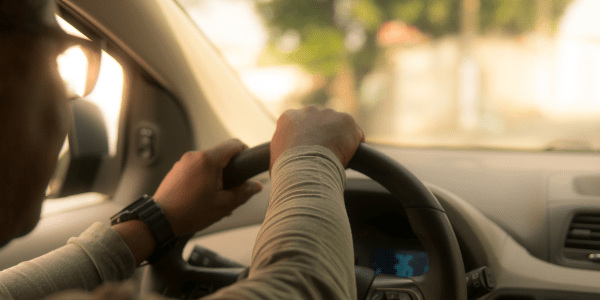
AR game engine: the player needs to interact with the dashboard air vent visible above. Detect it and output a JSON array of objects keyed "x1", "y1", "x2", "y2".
[{"x1": 564, "y1": 213, "x2": 600, "y2": 251}]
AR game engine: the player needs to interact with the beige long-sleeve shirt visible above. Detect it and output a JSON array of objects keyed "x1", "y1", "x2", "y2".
[{"x1": 0, "y1": 146, "x2": 356, "y2": 300}]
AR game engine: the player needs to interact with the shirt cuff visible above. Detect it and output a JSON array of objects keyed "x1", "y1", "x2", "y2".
[{"x1": 67, "y1": 222, "x2": 136, "y2": 282}]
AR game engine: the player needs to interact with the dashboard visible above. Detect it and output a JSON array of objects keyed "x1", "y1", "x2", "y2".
[
  {"x1": 346, "y1": 183, "x2": 431, "y2": 278},
  {"x1": 187, "y1": 168, "x2": 600, "y2": 299}
]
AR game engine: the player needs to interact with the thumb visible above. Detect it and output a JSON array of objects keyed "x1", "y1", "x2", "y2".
[{"x1": 219, "y1": 180, "x2": 263, "y2": 214}]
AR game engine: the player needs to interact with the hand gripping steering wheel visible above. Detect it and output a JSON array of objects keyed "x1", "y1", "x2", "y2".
[{"x1": 146, "y1": 143, "x2": 467, "y2": 300}]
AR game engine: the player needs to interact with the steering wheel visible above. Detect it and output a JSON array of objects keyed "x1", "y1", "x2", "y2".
[{"x1": 144, "y1": 143, "x2": 467, "y2": 300}]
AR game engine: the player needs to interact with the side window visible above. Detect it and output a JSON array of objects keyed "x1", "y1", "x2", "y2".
[{"x1": 42, "y1": 15, "x2": 125, "y2": 216}]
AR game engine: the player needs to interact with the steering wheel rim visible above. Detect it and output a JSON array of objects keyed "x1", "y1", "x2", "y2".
[{"x1": 147, "y1": 142, "x2": 467, "y2": 300}]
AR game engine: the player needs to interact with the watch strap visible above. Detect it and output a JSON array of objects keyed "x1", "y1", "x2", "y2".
[{"x1": 111, "y1": 195, "x2": 179, "y2": 264}]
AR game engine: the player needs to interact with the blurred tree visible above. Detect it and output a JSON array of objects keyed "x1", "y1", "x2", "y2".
[{"x1": 255, "y1": 0, "x2": 571, "y2": 112}]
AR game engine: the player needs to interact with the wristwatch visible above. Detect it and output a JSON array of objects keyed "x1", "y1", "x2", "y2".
[{"x1": 110, "y1": 195, "x2": 179, "y2": 264}]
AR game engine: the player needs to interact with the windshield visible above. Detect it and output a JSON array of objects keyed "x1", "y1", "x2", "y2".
[{"x1": 176, "y1": 0, "x2": 600, "y2": 152}]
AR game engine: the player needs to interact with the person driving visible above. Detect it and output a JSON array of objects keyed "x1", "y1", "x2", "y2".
[{"x1": 0, "y1": 0, "x2": 364, "y2": 299}]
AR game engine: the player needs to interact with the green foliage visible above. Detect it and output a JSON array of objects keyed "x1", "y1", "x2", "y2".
[
  {"x1": 353, "y1": 0, "x2": 383, "y2": 32},
  {"x1": 417, "y1": 0, "x2": 460, "y2": 36},
  {"x1": 256, "y1": 0, "x2": 335, "y2": 33},
  {"x1": 255, "y1": 0, "x2": 572, "y2": 89},
  {"x1": 428, "y1": 1, "x2": 450, "y2": 25},
  {"x1": 291, "y1": 25, "x2": 346, "y2": 77},
  {"x1": 258, "y1": 25, "x2": 345, "y2": 77},
  {"x1": 391, "y1": 0, "x2": 424, "y2": 24},
  {"x1": 479, "y1": 0, "x2": 536, "y2": 34},
  {"x1": 552, "y1": 0, "x2": 572, "y2": 32}
]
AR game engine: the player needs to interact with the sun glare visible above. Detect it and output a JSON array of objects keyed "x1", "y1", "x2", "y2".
[
  {"x1": 55, "y1": 15, "x2": 89, "y2": 40},
  {"x1": 55, "y1": 15, "x2": 124, "y2": 157},
  {"x1": 57, "y1": 46, "x2": 88, "y2": 98},
  {"x1": 86, "y1": 52, "x2": 124, "y2": 157}
]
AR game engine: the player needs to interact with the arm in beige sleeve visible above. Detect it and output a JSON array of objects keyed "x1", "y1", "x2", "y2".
[
  {"x1": 0, "y1": 222, "x2": 136, "y2": 300},
  {"x1": 205, "y1": 145, "x2": 357, "y2": 300}
]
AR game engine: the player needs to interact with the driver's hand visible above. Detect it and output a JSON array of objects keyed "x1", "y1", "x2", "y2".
[
  {"x1": 270, "y1": 105, "x2": 365, "y2": 170},
  {"x1": 153, "y1": 139, "x2": 262, "y2": 235}
]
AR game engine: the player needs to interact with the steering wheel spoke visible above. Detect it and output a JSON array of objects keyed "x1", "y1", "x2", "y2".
[
  {"x1": 355, "y1": 265, "x2": 424, "y2": 300},
  {"x1": 367, "y1": 275, "x2": 424, "y2": 300}
]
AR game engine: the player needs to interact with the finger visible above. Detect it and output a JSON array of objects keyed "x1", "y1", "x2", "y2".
[
  {"x1": 359, "y1": 127, "x2": 366, "y2": 143},
  {"x1": 206, "y1": 138, "x2": 249, "y2": 168},
  {"x1": 217, "y1": 180, "x2": 263, "y2": 214}
]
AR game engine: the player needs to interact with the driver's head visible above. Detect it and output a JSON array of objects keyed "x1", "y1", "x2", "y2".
[{"x1": 0, "y1": 0, "x2": 73, "y2": 247}]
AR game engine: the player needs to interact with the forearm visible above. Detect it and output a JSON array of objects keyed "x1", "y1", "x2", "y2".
[
  {"x1": 111, "y1": 220, "x2": 155, "y2": 266},
  {"x1": 206, "y1": 146, "x2": 356, "y2": 300},
  {"x1": 0, "y1": 223, "x2": 136, "y2": 300}
]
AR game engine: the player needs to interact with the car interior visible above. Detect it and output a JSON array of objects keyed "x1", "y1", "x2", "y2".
[{"x1": 1, "y1": 0, "x2": 599, "y2": 299}]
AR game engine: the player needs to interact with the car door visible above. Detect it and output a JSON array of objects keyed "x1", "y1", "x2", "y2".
[{"x1": 0, "y1": 2, "x2": 195, "y2": 270}]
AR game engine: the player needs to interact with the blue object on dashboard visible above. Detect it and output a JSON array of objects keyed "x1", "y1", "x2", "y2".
[{"x1": 371, "y1": 249, "x2": 429, "y2": 277}]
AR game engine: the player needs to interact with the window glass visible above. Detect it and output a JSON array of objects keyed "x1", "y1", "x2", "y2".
[
  {"x1": 56, "y1": 16, "x2": 124, "y2": 157},
  {"x1": 177, "y1": 0, "x2": 600, "y2": 152},
  {"x1": 43, "y1": 16, "x2": 125, "y2": 214}
]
